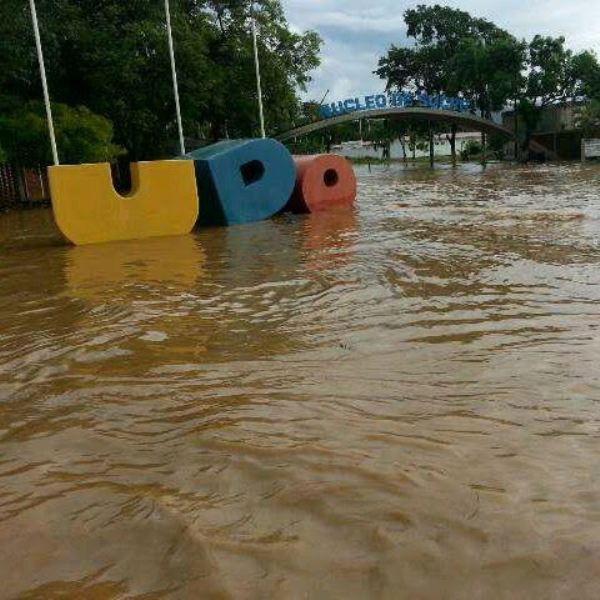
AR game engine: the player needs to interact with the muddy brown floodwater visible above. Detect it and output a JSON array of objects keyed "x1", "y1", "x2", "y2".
[{"x1": 1, "y1": 162, "x2": 600, "y2": 599}]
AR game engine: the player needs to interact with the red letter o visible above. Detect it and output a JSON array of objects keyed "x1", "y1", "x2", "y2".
[{"x1": 287, "y1": 155, "x2": 357, "y2": 214}]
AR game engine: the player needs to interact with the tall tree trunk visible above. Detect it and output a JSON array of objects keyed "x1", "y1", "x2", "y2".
[
  {"x1": 210, "y1": 119, "x2": 225, "y2": 143},
  {"x1": 521, "y1": 127, "x2": 532, "y2": 162},
  {"x1": 481, "y1": 132, "x2": 487, "y2": 167},
  {"x1": 447, "y1": 123, "x2": 457, "y2": 166},
  {"x1": 429, "y1": 122, "x2": 434, "y2": 168},
  {"x1": 399, "y1": 136, "x2": 407, "y2": 164}
]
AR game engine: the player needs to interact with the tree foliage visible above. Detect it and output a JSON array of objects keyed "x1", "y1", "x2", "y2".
[
  {"x1": 524, "y1": 36, "x2": 600, "y2": 106},
  {"x1": 377, "y1": 3, "x2": 524, "y2": 116},
  {"x1": 575, "y1": 100, "x2": 600, "y2": 137},
  {"x1": 526, "y1": 36, "x2": 574, "y2": 107},
  {"x1": 449, "y1": 36, "x2": 526, "y2": 118},
  {"x1": 0, "y1": 0, "x2": 321, "y2": 164},
  {"x1": 375, "y1": 5, "x2": 524, "y2": 163},
  {"x1": 376, "y1": 4, "x2": 600, "y2": 160},
  {"x1": 517, "y1": 36, "x2": 600, "y2": 150},
  {"x1": 0, "y1": 102, "x2": 124, "y2": 168}
]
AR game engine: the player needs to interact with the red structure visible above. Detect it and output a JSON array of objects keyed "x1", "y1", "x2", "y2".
[{"x1": 288, "y1": 155, "x2": 356, "y2": 213}]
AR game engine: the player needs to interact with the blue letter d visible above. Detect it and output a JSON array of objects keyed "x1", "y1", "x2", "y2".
[{"x1": 186, "y1": 139, "x2": 296, "y2": 227}]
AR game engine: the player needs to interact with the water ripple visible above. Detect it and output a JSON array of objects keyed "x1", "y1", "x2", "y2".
[{"x1": 1, "y1": 163, "x2": 600, "y2": 598}]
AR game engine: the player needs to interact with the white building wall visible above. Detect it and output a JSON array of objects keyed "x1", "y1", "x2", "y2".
[{"x1": 333, "y1": 132, "x2": 482, "y2": 160}]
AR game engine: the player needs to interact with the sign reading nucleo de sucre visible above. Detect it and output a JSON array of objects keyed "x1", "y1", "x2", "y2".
[{"x1": 320, "y1": 91, "x2": 470, "y2": 119}]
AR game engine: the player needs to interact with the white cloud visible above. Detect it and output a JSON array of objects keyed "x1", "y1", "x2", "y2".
[{"x1": 282, "y1": 0, "x2": 600, "y2": 101}]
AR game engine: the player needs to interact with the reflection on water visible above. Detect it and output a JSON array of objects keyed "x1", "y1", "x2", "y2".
[
  {"x1": 300, "y1": 206, "x2": 358, "y2": 271},
  {"x1": 66, "y1": 235, "x2": 206, "y2": 300},
  {"x1": 1, "y1": 162, "x2": 600, "y2": 598}
]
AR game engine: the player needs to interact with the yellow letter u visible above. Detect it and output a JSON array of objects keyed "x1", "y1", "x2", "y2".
[{"x1": 48, "y1": 161, "x2": 199, "y2": 245}]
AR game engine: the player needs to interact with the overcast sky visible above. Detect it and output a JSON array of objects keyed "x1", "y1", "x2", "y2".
[{"x1": 281, "y1": 0, "x2": 600, "y2": 102}]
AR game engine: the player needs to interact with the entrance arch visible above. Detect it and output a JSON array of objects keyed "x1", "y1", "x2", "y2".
[{"x1": 275, "y1": 107, "x2": 553, "y2": 159}]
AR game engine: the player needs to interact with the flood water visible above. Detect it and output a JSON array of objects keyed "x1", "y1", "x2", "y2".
[{"x1": 1, "y1": 162, "x2": 600, "y2": 599}]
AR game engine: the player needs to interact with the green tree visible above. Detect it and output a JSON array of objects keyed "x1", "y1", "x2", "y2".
[
  {"x1": 377, "y1": 45, "x2": 445, "y2": 95},
  {"x1": 570, "y1": 50, "x2": 600, "y2": 99},
  {"x1": 0, "y1": 102, "x2": 123, "y2": 167},
  {"x1": 200, "y1": 1, "x2": 321, "y2": 141},
  {"x1": 0, "y1": 0, "x2": 321, "y2": 163},
  {"x1": 525, "y1": 36, "x2": 573, "y2": 108},
  {"x1": 376, "y1": 4, "x2": 522, "y2": 164},
  {"x1": 575, "y1": 100, "x2": 600, "y2": 137},
  {"x1": 449, "y1": 36, "x2": 525, "y2": 119},
  {"x1": 403, "y1": 4, "x2": 503, "y2": 51},
  {"x1": 517, "y1": 36, "x2": 600, "y2": 156}
]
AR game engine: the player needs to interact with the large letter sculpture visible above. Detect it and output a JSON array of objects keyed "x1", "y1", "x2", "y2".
[
  {"x1": 186, "y1": 139, "x2": 296, "y2": 226},
  {"x1": 49, "y1": 161, "x2": 198, "y2": 245},
  {"x1": 287, "y1": 155, "x2": 357, "y2": 214}
]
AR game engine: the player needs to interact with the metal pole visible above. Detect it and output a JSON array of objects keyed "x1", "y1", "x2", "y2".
[
  {"x1": 251, "y1": 4, "x2": 266, "y2": 138},
  {"x1": 165, "y1": 0, "x2": 185, "y2": 155},
  {"x1": 29, "y1": 0, "x2": 59, "y2": 166},
  {"x1": 514, "y1": 97, "x2": 519, "y2": 161}
]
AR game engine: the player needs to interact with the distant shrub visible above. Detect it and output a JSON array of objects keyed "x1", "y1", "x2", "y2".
[{"x1": 460, "y1": 139, "x2": 482, "y2": 160}]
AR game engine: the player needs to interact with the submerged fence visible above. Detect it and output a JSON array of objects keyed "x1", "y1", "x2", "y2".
[
  {"x1": 0, "y1": 164, "x2": 20, "y2": 206},
  {"x1": 0, "y1": 164, "x2": 48, "y2": 209}
]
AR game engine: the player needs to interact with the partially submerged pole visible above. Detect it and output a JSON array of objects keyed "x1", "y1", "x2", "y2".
[
  {"x1": 514, "y1": 99, "x2": 520, "y2": 161},
  {"x1": 29, "y1": 0, "x2": 59, "y2": 166},
  {"x1": 165, "y1": 0, "x2": 186, "y2": 155}
]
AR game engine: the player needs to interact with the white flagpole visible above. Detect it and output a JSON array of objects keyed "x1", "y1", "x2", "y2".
[
  {"x1": 251, "y1": 3, "x2": 266, "y2": 138},
  {"x1": 28, "y1": 0, "x2": 59, "y2": 166},
  {"x1": 165, "y1": 0, "x2": 186, "y2": 155}
]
